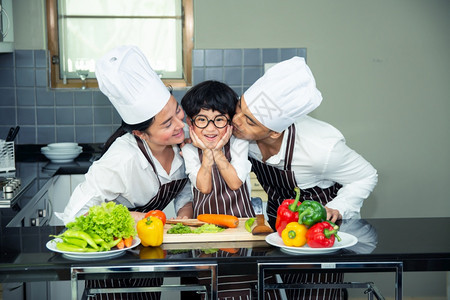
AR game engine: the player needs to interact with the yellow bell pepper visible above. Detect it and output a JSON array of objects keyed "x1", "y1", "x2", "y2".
[
  {"x1": 137, "y1": 216, "x2": 164, "y2": 247},
  {"x1": 281, "y1": 222, "x2": 308, "y2": 247}
]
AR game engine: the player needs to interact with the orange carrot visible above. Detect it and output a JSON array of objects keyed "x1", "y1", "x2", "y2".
[
  {"x1": 116, "y1": 238, "x2": 125, "y2": 249},
  {"x1": 219, "y1": 248, "x2": 239, "y2": 254},
  {"x1": 124, "y1": 236, "x2": 133, "y2": 248},
  {"x1": 197, "y1": 214, "x2": 239, "y2": 228}
]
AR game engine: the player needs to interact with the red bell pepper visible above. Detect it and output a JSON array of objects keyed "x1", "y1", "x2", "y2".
[
  {"x1": 275, "y1": 187, "x2": 302, "y2": 236},
  {"x1": 306, "y1": 221, "x2": 341, "y2": 248}
]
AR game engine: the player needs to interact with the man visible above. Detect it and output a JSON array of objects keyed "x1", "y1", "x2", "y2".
[{"x1": 232, "y1": 56, "x2": 378, "y2": 229}]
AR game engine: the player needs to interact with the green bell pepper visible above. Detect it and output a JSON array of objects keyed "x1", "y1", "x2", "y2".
[{"x1": 297, "y1": 200, "x2": 327, "y2": 226}]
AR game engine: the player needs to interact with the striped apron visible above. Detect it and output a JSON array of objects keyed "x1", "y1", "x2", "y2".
[
  {"x1": 86, "y1": 137, "x2": 188, "y2": 300},
  {"x1": 249, "y1": 124, "x2": 344, "y2": 300},
  {"x1": 193, "y1": 248, "x2": 281, "y2": 300},
  {"x1": 192, "y1": 142, "x2": 255, "y2": 218},
  {"x1": 191, "y1": 143, "x2": 280, "y2": 299}
]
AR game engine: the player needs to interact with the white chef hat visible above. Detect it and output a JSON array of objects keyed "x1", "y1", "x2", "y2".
[
  {"x1": 243, "y1": 56, "x2": 322, "y2": 132},
  {"x1": 95, "y1": 45, "x2": 170, "y2": 125}
]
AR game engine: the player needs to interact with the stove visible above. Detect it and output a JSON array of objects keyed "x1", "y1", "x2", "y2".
[{"x1": 0, "y1": 173, "x2": 34, "y2": 208}]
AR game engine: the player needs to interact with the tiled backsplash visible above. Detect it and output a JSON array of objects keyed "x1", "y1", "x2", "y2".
[{"x1": 0, "y1": 48, "x2": 306, "y2": 145}]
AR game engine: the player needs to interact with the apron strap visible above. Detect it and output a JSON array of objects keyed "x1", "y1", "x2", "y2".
[
  {"x1": 135, "y1": 135, "x2": 161, "y2": 186},
  {"x1": 284, "y1": 124, "x2": 296, "y2": 171}
]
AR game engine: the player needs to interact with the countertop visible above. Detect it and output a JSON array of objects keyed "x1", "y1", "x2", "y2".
[
  {"x1": 0, "y1": 218, "x2": 449, "y2": 283},
  {"x1": 1, "y1": 145, "x2": 450, "y2": 284}
]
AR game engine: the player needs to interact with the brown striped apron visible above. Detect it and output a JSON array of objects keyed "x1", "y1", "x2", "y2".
[
  {"x1": 192, "y1": 142, "x2": 255, "y2": 218},
  {"x1": 249, "y1": 124, "x2": 344, "y2": 300},
  {"x1": 86, "y1": 137, "x2": 188, "y2": 300},
  {"x1": 193, "y1": 248, "x2": 281, "y2": 300},
  {"x1": 191, "y1": 143, "x2": 280, "y2": 299}
]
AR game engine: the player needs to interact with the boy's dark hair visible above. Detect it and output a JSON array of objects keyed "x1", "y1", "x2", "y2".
[{"x1": 181, "y1": 80, "x2": 238, "y2": 119}]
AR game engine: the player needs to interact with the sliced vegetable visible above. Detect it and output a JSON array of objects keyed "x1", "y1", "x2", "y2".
[
  {"x1": 197, "y1": 214, "x2": 239, "y2": 228},
  {"x1": 167, "y1": 223, "x2": 193, "y2": 234},
  {"x1": 123, "y1": 236, "x2": 133, "y2": 248},
  {"x1": 192, "y1": 224, "x2": 224, "y2": 234},
  {"x1": 137, "y1": 216, "x2": 164, "y2": 247},
  {"x1": 281, "y1": 222, "x2": 307, "y2": 247},
  {"x1": 275, "y1": 187, "x2": 301, "y2": 236},
  {"x1": 306, "y1": 221, "x2": 341, "y2": 248},
  {"x1": 245, "y1": 218, "x2": 255, "y2": 232},
  {"x1": 144, "y1": 210, "x2": 166, "y2": 225},
  {"x1": 116, "y1": 238, "x2": 125, "y2": 249}
]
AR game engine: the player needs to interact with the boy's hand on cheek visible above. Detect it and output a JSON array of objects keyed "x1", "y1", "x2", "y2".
[
  {"x1": 214, "y1": 125, "x2": 233, "y2": 150},
  {"x1": 190, "y1": 126, "x2": 207, "y2": 150}
]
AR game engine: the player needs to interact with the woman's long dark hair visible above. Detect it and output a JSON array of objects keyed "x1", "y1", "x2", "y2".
[{"x1": 101, "y1": 118, "x2": 155, "y2": 156}]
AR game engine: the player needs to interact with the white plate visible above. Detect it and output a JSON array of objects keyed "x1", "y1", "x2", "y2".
[
  {"x1": 46, "y1": 237, "x2": 141, "y2": 260},
  {"x1": 265, "y1": 232, "x2": 358, "y2": 254}
]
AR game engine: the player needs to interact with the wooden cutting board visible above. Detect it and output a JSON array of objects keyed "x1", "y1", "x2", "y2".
[{"x1": 162, "y1": 218, "x2": 272, "y2": 244}]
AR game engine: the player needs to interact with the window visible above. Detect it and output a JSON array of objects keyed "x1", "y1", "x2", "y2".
[{"x1": 46, "y1": 0, "x2": 193, "y2": 89}]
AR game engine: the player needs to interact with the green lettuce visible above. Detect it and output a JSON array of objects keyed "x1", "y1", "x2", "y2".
[{"x1": 67, "y1": 202, "x2": 136, "y2": 243}]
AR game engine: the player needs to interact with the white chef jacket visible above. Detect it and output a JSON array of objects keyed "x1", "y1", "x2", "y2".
[
  {"x1": 182, "y1": 135, "x2": 253, "y2": 194},
  {"x1": 248, "y1": 116, "x2": 378, "y2": 219},
  {"x1": 55, "y1": 133, "x2": 192, "y2": 225}
]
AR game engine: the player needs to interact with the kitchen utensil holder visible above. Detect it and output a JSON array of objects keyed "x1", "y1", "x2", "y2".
[{"x1": 0, "y1": 139, "x2": 15, "y2": 172}]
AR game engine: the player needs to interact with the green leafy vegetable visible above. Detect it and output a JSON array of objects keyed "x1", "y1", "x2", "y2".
[
  {"x1": 192, "y1": 224, "x2": 224, "y2": 234},
  {"x1": 66, "y1": 202, "x2": 136, "y2": 243},
  {"x1": 166, "y1": 223, "x2": 225, "y2": 234},
  {"x1": 167, "y1": 223, "x2": 193, "y2": 234}
]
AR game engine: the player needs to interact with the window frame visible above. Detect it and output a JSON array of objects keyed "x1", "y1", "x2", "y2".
[{"x1": 46, "y1": 0, "x2": 193, "y2": 89}]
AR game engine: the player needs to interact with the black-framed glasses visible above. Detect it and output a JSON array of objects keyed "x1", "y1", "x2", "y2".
[{"x1": 191, "y1": 114, "x2": 230, "y2": 129}]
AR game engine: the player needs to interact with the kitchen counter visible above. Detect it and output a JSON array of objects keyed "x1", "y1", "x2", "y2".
[{"x1": 1, "y1": 145, "x2": 449, "y2": 298}]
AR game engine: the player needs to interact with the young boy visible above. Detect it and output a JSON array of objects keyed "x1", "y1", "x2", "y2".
[{"x1": 181, "y1": 80, "x2": 255, "y2": 218}]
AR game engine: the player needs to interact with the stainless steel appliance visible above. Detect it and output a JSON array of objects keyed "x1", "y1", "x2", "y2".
[{"x1": 0, "y1": 173, "x2": 34, "y2": 208}]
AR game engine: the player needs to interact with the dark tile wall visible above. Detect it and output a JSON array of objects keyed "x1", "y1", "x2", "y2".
[{"x1": 0, "y1": 48, "x2": 306, "y2": 145}]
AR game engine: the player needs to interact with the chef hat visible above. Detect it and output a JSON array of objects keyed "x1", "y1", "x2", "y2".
[
  {"x1": 95, "y1": 45, "x2": 170, "y2": 125},
  {"x1": 243, "y1": 56, "x2": 322, "y2": 132}
]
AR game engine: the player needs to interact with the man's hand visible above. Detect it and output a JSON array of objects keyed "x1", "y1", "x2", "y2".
[{"x1": 325, "y1": 207, "x2": 342, "y2": 223}]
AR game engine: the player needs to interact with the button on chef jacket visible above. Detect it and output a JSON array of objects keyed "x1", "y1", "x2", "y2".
[
  {"x1": 248, "y1": 115, "x2": 378, "y2": 219},
  {"x1": 56, "y1": 133, "x2": 192, "y2": 225}
]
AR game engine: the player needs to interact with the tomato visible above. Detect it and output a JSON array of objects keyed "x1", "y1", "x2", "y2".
[{"x1": 144, "y1": 210, "x2": 166, "y2": 225}]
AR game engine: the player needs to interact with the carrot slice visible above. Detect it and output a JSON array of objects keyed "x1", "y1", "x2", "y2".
[
  {"x1": 124, "y1": 236, "x2": 133, "y2": 248},
  {"x1": 116, "y1": 238, "x2": 125, "y2": 249},
  {"x1": 197, "y1": 214, "x2": 239, "y2": 228}
]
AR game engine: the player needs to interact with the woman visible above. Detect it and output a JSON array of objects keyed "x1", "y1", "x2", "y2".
[
  {"x1": 56, "y1": 45, "x2": 193, "y2": 225},
  {"x1": 55, "y1": 45, "x2": 193, "y2": 300}
]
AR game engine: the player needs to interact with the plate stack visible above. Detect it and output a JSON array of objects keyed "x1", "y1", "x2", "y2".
[{"x1": 41, "y1": 143, "x2": 83, "y2": 163}]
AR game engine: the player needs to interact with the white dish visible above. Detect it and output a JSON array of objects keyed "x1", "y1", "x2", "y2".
[
  {"x1": 46, "y1": 237, "x2": 141, "y2": 260},
  {"x1": 265, "y1": 232, "x2": 358, "y2": 254},
  {"x1": 47, "y1": 142, "x2": 79, "y2": 150},
  {"x1": 41, "y1": 146, "x2": 83, "y2": 153},
  {"x1": 41, "y1": 147, "x2": 82, "y2": 163}
]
